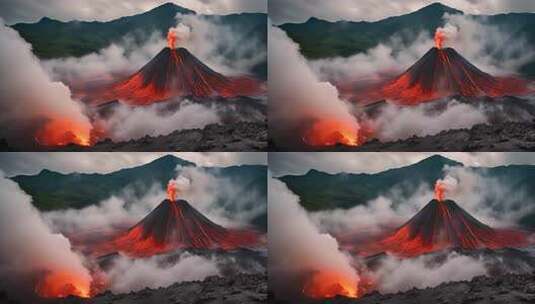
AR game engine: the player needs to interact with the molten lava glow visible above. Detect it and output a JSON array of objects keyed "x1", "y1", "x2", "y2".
[
  {"x1": 304, "y1": 119, "x2": 361, "y2": 147},
  {"x1": 167, "y1": 180, "x2": 177, "y2": 202},
  {"x1": 435, "y1": 28, "x2": 446, "y2": 49},
  {"x1": 167, "y1": 29, "x2": 177, "y2": 49},
  {"x1": 434, "y1": 180, "x2": 446, "y2": 201},
  {"x1": 35, "y1": 271, "x2": 90, "y2": 298},
  {"x1": 35, "y1": 118, "x2": 91, "y2": 146},
  {"x1": 303, "y1": 271, "x2": 359, "y2": 299}
]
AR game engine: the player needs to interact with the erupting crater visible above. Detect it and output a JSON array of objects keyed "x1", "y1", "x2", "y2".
[
  {"x1": 339, "y1": 29, "x2": 533, "y2": 105},
  {"x1": 92, "y1": 30, "x2": 264, "y2": 105},
  {"x1": 302, "y1": 271, "x2": 360, "y2": 299},
  {"x1": 96, "y1": 181, "x2": 260, "y2": 257}
]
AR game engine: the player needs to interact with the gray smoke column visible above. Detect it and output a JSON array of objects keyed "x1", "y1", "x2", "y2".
[
  {"x1": 0, "y1": 172, "x2": 91, "y2": 298},
  {"x1": 0, "y1": 18, "x2": 92, "y2": 147}
]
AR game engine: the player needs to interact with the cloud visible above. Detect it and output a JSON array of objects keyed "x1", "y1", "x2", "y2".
[
  {"x1": 0, "y1": 0, "x2": 267, "y2": 24},
  {"x1": 0, "y1": 19, "x2": 92, "y2": 147},
  {"x1": 268, "y1": 175, "x2": 359, "y2": 298},
  {"x1": 0, "y1": 172, "x2": 91, "y2": 298},
  {"x1": 268, "y1": 22, "x2": 360, "y2": 148},
  {"x1": 270, "y1": 0, "x2": 535, "y2": 24},
  {"x1": 373, "y1": 252, "x2": 486, "y2": 293},
  {"x1": 105, "y1": 253, "x2": 220, "y2": 293}
]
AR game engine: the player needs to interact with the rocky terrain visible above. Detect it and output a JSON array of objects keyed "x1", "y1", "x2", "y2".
[
  {"x1": 0, "y1": 273, "x2": 267, "y2": 304},
  {"x1": 352, "y1": 121, "x2": 535, "y2": 151},
  {"x1": 64, "y1": 121, "x2": 267, "y2": 152},
  {"x1": 270, "y1": 272, "x2": 535, "y2": 304}
]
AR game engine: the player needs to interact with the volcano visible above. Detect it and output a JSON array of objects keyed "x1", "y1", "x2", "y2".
[
  {"x1": 341, "y1": 47, "x2": 532, "y2": 105},
  {"x1": 360, "y1": 199, "x2": 530, "y2": 257},
  {"x1": 94, "y1": 47, "x2": 263, "y2": 105},
  {"x1": 100, "y1": 198, "x2": 260, "y2": 257}
]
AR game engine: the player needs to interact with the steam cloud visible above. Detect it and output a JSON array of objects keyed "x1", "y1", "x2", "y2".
[
  {"x1": 0, "y1": 172, "x2": 91, "y2": 298},
  {"x1": 268, "y1": 22, "x2": 360, "y2": 146},
  {"x1": 0, "y1": 18, "x2": 92, "y2": 146},
  {"x1": 268, "y1": 176, "x2": 359, "y2": 298}
]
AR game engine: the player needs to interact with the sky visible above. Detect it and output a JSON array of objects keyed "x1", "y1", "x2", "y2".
[
  {"x1": 269, "y1": 152, "x2": 535, "y2": 176},
  {"x1": 0, "y1": 152, "x2": 267, "y2": 176},
  {"x1": 270, "y1": 0, "x2": 535, "y2": 24},
  {"x1": 0, "y1": 0, "x2": 267, "y2": 24}
]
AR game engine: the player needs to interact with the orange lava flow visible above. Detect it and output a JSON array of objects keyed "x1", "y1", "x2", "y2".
[
  {"x1": 34, "y1": 118, "x2": 91, "y2": 147},
  {"x1": 303, "y1": 271, "x2": 359, "y2": 299},
  {"x1": 35, "y1": 271, "x2": 91, "y2": 298},
  {"x1": 303, "y1": 119, "x2": 361, "y2": 147},
  {"x1": 435, "y1": 29, "x2": 446, "y2": 49},
  {"x1": 434, "y1": 180, "x2": 446, "y2": 201},
  {"x1": 167, "y1": 180, "x2": 177, "y2": 202},
  {"x1": 167, "y1": 29, "x2": 177, "y2": 49}
]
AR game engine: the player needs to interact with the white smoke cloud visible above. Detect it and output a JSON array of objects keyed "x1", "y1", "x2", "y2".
[
  {"x1": 168, "y1": 23, "x2": 192, "y2": 47},
  {"x1": 268, "y1": 22, "x2": 360, "y2": 146},
  {"x1": 373, "y1": 252, "x2": 487, "y2": 293},
  {"x1": 0, "y1": 172, "x2": 91, "y2": 297},
  {"x1": 97, "y1": 101, "x2": 221, "y2": 142},
  {"x1": 372, "y1": 101, "x2": 488, "y2": 142},
  {"x1": 106, "y1": 253, "x2": 219, "y2": 293},
  {"x1": 171, "y1": 166, "x2": 266, "y2": 229},
  {"x1": 0, "y1": 19, "x2": 92, "y2": 146},
  {"x1": 268, "y1": 175, "x2": 359, "y2": 298}
]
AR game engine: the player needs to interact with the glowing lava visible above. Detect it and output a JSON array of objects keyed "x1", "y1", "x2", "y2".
[
  {"x1": 35, "y1": 271, "x2": 91, "y2": 298},
  {"x1": 167, "y1": 180, "x2": 177, "y2": 202},
  {"x1": 303, "y1": 271, "x2": 359, "y2": 299},
  {"x1": 434, "y1": 28, "x2": 446, "y2": 49},
  {"x1": 167, "y1": 29, "x2": 177, "y2": 49},
  {"x1": 434, "y1": 180, "x2": 446, "y2": 201},
  {"x1": 35, "y1": 118, "x2": 91, "y2": 147},
  {"x1": 303, "y1": 119, "x2": 361, "y2": 147}
]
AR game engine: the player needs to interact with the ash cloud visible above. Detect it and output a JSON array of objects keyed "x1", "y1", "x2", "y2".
[
  {"x1": 268, "y1": 176, "x2": 359, "y2": 299},
  {"x1": 268, "y1": 22, "x2": 360, "y2": 147},
  {"x1": 0, "y1": 19, "x2": 92, "y2": 147},
  {"x1": 0, "y1": 172, "x2": 91, "y2": 298}
]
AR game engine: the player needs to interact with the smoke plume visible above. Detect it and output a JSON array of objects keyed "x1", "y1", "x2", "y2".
[
  {"x1": 0, "y1": 172, "x2": 91, "y2": 298},
  {"x1": 268, "y1": 175, "x2": 359, "y2": 298},
  {"x1": 0, "y1": 19, "x2": 92, "y2": 147},
  {"x1": 268, "y1": 22, "x2": 361, "y2": 147}
]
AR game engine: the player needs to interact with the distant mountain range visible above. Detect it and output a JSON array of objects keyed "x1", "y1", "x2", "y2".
[
  {"x1": 279, "y1": 2, "x2": 535, "y2": 78},
  {"x1": 11, "y1": 2, "x2": 267, "y2": 78},
  {"x1": 11, "y1": 155, "x2": 267, "y2": 230},
  {"x1": 278, "y1": 155, "x2": 535, "y2": 228}
]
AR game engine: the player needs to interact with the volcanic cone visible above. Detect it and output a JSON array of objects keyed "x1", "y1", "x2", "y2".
[
  {"x1": 95, "y1": 47, "x2": 263, "y2": 105},
  {"x1": 341, "y1": 47, "x2": 532, "y2": 105},
  {"x1": 361, "y1": 199, "x2": 530, "y2": 257},
  {"x1": 100, "y1": 198, "x2": 260, "y2": 257}
]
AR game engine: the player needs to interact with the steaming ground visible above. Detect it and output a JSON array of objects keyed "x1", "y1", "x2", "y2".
[
  {"x1": 0, "y1": 166, "x2": 266, "y2": 302},
  {"x1": 269, "y1": 13, "x2": 535, "y2": 151},
  {"x1": 269, "y1": 165, "x2": 535, "y2": 302},
  {"x1": 0, "y1": 13, "x2": 267, "y2": 151}
]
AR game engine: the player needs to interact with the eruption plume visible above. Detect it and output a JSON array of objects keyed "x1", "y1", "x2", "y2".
[
  {"x1": 434, "y1": 180, "x2": 446, "y2": 201},
  {"x1": 167, "y1": 180, "x2": 177, "y2": 202},
  {"x1": 434, "y1": 28, "x2": 446, "y2": 49},
  {"x1": 167, "y1": 30, "x2": 177, "y2": 50}
]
